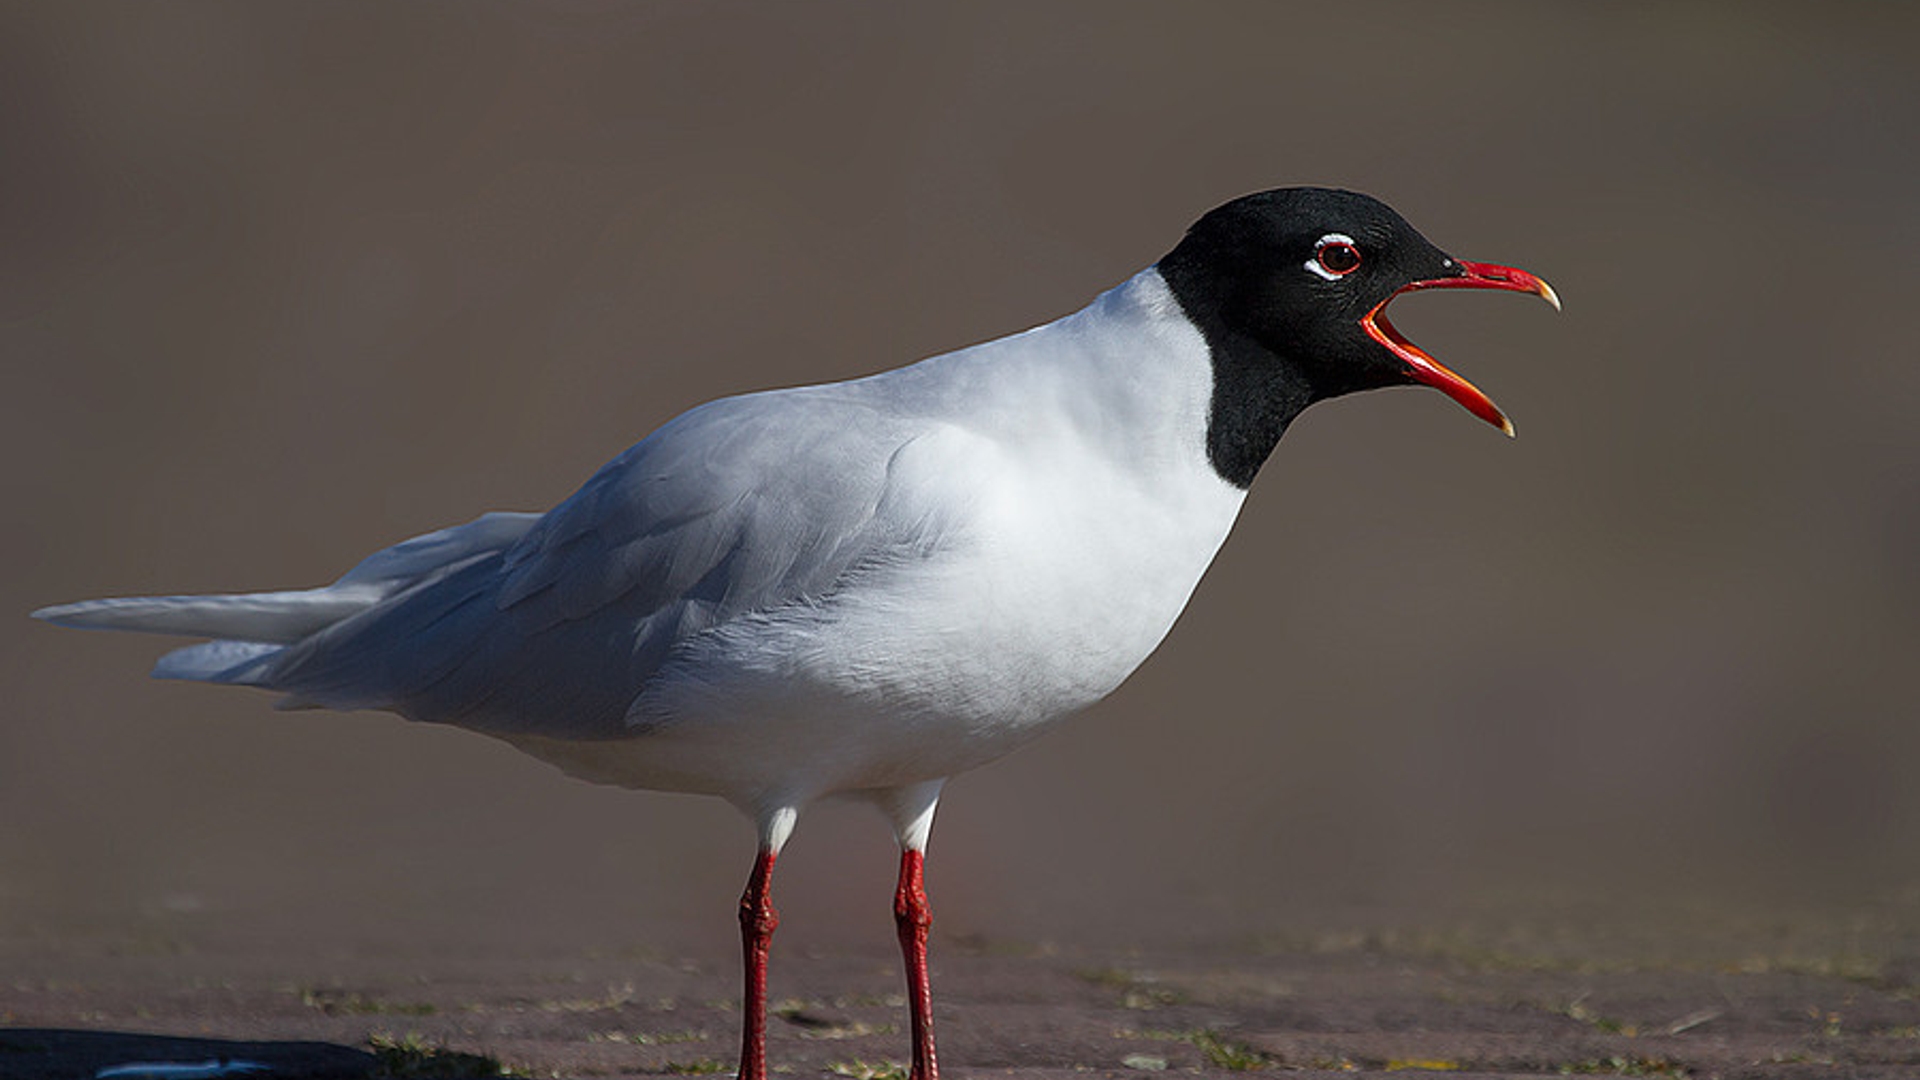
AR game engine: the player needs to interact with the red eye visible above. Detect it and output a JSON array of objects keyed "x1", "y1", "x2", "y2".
[{"x1": 1316, "y1": 240, "x2": 1361, "y2": 276}]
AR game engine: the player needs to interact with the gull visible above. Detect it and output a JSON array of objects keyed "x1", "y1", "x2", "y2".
[{"x1": 34, "y1": 187, "x2": 1557, "y2": 1080}]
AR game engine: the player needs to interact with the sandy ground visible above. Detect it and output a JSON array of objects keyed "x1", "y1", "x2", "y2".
[{"x1": 4, "y1": 901, "x2": 1917, "y2": 1080}]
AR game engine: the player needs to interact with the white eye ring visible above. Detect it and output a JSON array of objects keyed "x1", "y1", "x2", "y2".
[{"x1": 1306, "y1": 233, "x2": 1361, "y2": 281}]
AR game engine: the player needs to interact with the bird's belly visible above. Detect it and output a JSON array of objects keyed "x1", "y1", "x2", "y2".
[{"x1": 503, "y1": 684, "x2": 1046, "y2": 806}]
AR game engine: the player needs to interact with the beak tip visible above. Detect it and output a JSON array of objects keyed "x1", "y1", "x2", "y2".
[{"x1": 1535, "y1": 277, "x2": 1562, "y2": 312}]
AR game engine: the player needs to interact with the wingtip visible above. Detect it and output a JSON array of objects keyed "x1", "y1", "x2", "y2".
[
  {"x1": 30, "y1": 602, "x2": 77, "y2": 625},
  {"x1": 30, "y1": 598, "x2": 134, "y2": 629}
]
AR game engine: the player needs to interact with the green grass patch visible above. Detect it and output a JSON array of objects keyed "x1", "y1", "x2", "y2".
[
  {"x1": 1558, "y1": 1055, "x2": 1687, "y2": 1077},
  {"x1": 1122, "y1": 1027, "x2": 1276, "y2": 1071},
  {"x1": 1553, "y1": 996, "x2": 1637, "y2": 1036},
  {"x1": 1075, "y1": 966, "x2": 1188, "y2": 1009},
  {"x1": 827, "y1": 1059, "x2": 910, "y2": 1080},
  {"x1": 597, "y1": 1028, "x2": 710, "y2": 1046},
  {"x1": 367, "y1": 1031, "x2": 512, "y2": 1077},
  {"x1": 1188, "y1": 1029, "x2": 1273, "y2": 1071}
]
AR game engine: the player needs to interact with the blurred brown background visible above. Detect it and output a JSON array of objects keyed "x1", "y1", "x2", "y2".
[{"x1": 3, "y1": 2, "x2": 1917, "y2": 962}]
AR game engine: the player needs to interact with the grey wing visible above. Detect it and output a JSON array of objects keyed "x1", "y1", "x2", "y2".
[
  {"x1": 498, "y1": 392, "x2": 904, "y2": 629},
  {"x1": 259, "y1": 389, "x2": 923, "y2": 737}
]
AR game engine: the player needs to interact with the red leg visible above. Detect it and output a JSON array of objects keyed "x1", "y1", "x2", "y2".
[
  {"x1": 738, "y1": 847, "x2": 779, "y2": 1080},
  {"x1": 894, "y1": 847, "x2": 938, "y2": 1080}
]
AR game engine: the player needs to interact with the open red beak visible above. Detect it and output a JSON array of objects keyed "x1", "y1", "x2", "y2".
[{"x1": 1360, "y1": 259, "x2": 1560, "y2": 437}]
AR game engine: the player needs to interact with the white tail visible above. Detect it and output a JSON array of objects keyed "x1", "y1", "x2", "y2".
[
  {"x1": 31, "y1": 511, "x2": 542, "y2": 687},
  {"x1": 32, "y1": 588, "x2": 387, "y2": 643}
]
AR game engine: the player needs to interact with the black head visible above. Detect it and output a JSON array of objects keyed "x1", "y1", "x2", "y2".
[{"x1": 1156, "y1": 187, "x2": 1557, "y2": 488}]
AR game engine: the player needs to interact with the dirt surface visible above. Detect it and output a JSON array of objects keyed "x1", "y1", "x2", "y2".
[{"x1": 5, "y1": 905, "x2": 1917, "y2": 1080}]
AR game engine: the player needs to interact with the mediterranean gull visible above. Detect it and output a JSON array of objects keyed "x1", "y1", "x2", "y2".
[{"x1": 34, "y1": 187, "x2": 1558, "y2": 1080}]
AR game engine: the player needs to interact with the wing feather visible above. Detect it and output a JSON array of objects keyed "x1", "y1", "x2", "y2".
[{"x1": 259, "y1": 387, "x2": 932, "y2": 736}]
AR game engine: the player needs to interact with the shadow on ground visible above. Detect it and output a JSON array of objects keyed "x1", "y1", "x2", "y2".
[{"x1": 0, "y1": 1030, "x2": 372, "y2": 1080}]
